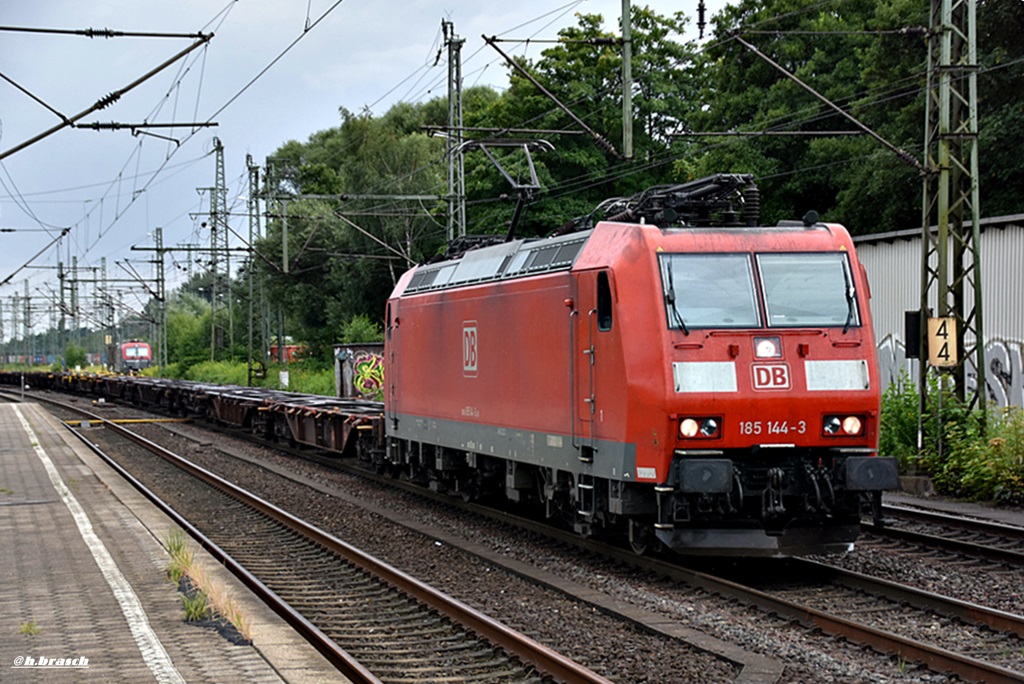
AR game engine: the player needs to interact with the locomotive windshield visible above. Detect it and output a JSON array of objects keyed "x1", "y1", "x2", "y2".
[
  {"x1": 660, "y1": 254, "x2": 760, "y2": 329},
  {"x1": 758, "y1": 252, "x2": 859, "y2": 328},
  {"x1": 659, "y1": 251, "x2": 859, "y2": 330}
]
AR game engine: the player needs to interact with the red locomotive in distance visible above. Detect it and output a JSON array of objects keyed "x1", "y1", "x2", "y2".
[
  {"x1": 118, "y1": 340, "x2": 152, "y2": 373},
  {"x1": 384, "y1": 174, "x2": 897, "y2": 557}
]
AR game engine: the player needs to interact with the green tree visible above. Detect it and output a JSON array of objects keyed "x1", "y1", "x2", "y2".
[
  {"x1": 340, "y1": 314, "x2": 384, "y2": 344},
  {"x1": 470, "y1": 8, "x2": 701, "y2": 237},
  {"x1": 692, "y1": 0, "x2": 927, "y2": 231},
  {"x1": 165, "y1": 291, "x2": 211, "y2": 373},
  {"x1": 693, "y1": 0, "x2": 1022, "y2": 234},
  {"x1": 256, "y1": 102, "x2": 447, "y2": 360},
  {"x1": 976, "y1": 0, "x2": 1024, "y2": 217},
  {"x1": 64, "y1": 343, "x2": 87, "y2": 369}
]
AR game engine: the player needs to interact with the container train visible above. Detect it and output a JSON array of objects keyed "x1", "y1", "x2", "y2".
[{"x1": 2, "y1": 174, "x2": 897, "y2": 557}]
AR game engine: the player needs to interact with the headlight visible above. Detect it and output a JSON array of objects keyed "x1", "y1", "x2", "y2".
[
  {"x1": 842, "y1": 416, "x2": 862, "y2": 435},
  {"x1": 754, "y1": 336, "x2": 782, "y2": 358},
  {"x1": 679, "y1": 417, "x2": 721, "y2": 439},
  {"x1": 824, "y1": 415, "x2": 864, "y2": 436}
]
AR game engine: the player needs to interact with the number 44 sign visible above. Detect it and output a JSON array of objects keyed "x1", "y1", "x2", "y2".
[{"x1": 928, "y1": 316, "x2": 959, "y2": 368}]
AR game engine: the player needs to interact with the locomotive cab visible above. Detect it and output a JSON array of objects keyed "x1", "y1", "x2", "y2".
[
  {"x1": 118, "y1": 340, "x2": 153, "y2": 374},
  {"x1": 643, "y1": 228, "x2": 897, "y2": 554}
]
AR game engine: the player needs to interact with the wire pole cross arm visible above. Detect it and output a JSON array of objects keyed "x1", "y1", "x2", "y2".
[
  {"x1": 482, "y1": 35, "x2": 623, "y2": 160},
  {"x1": 0, "y1": 25, "x2": 212, "y2": 40},
  {"x1": 75, "y1": 122, "x2": 217, "y2": 130},
  {"x1": 74, "y1": 121, "x2": 218, "y2": 146},
  {"x1": 0, "y1": 32, "x2": 213, "y2": 162}
]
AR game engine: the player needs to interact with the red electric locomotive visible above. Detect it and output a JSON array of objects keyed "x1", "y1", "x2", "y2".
[
  {"x1": 384, "y1": 175, "x2": 897, "y2": 557},
  {"x1": 118, "y1": 340, "x2": 152, "y2": 373}
]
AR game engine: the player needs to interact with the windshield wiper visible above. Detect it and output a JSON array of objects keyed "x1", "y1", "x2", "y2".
[
  {"x1": 842, "y1": 263, "x2": 856, "y2": 334},
  {"x1": 664, "y1": 261, "x2": 689, "y2": 335}
]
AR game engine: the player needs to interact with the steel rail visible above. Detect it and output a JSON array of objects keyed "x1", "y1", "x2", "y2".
[
  {"x1": 13, "y1": 385, "x2": 1024, "y2": 682},
  {"x1": 690, "y1": 582, "x2": 1023, "y2": 683},
  {"x1": 797, "y1": 558, "x2": 1024, "y2": 639},
  {"x1": 638, "y1": 559, "x2": 1024, "y2": 684},
  {"x1": 54, "y1": 405, "x2": 381, "y2": 684},
  {"x1": 882, "y1": 503, "x2": 1024, "y2": 540},
  {"x1": 16, "y1": 392, "x2": 613, "y2": 684},
  {"x1": 862, "y1": 517, "x2": 1024, "y2": 567}
]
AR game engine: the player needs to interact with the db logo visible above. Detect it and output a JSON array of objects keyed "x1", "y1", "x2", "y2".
[
  {"x1": 753, "y1": 364, "x2": 790, "y2": 390},
  {"x1": 462, "y1": 322, "x2": 478, "y2": 377}
]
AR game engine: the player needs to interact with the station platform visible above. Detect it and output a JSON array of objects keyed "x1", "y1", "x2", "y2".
[{"x1": 0, "y1": 402, "x2": 349, "y2": 683}]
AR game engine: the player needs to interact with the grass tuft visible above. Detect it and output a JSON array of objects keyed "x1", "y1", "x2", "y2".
[
  {"x1": 179, "y1": 588, "x2": 211, "y2": 622},
  {"x1": 163, "y1": 528, "x2": 253, "y2": 641},
  {"x1": 165, "y1": 529, "x2": 194, "y2": 584},
  {"x1": 18, "y1": 620, "x2": 40, "y2": 636}
]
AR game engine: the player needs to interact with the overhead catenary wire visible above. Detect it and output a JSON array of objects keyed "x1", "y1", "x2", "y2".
[
  {"x1": 298, "y1": 3, "x2": 935, "y2": 238},
  {"x1": 0, "y1": 33, "x2": 214, "y2": 163},
  {"x1": 0, "y1": 0, "x2": 358, "y2": 342},
  {"x1": 6, "y1": 0, "x2": 1015, "y2": 339},
  {"x1": 1, "y1": 0, "x2": 343, "y2": 295}
]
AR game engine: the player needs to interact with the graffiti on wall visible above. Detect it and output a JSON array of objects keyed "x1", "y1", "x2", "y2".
[
  {"x1": 352, "y1": 351, "x2": 385, "y2": 401},
  {"x1": 335, "y1": 344, "x2": 385, "y2": 401},
  {"x1": 878, "y1": 335, "x2": 1024, "y2": 408}
]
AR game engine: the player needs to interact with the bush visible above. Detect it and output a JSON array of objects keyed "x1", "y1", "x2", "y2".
[
  {"x1": 65, "y1": 343, "x2": 88, "y2": 369},
  {"x1": 340, "y1": 314, "x2": 384, "y2": 344},
  {"x1": 949, "y1": 406, "x2": 1024, "y2": 505},
  {"x1": 272, "y1": 366, "x2": 334, "y2": 395},
  {"x1": 879, "y1": 375, "x2": 921, "y2": 472},
  {"x1": 880, "y1": 372, "x2": 1024, "y2": 504},
  {"x1": 182, "y1": 361, "x2": 250, "y2": 386}
]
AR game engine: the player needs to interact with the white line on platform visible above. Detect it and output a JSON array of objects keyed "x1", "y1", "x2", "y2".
[{"x1": 14, "y1": 405, "x2": 186, "y2": 684}]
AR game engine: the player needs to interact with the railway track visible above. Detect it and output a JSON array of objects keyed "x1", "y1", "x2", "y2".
[
  {"x1": 858, "y1": 504, "x2": 1024, "y2": 567},
  {"x1": 17, "y1": 386, "x2": 1024, "y2": 682},
  {"x1": 477, "y1": 513, "x2": 1024, "y2": 683},
  {"x1": 25, "y1": 394, "x2": 612, "y2": 684},
  {"x1": 738, "y1": 558, "x2": 1024, "y2": 682},
  {"x1": 170, "y1": 410, "x2": 1024, "y2": 683},
  {"x1": 282, "y1": 442, "x2": 1024, "y2": 683}
]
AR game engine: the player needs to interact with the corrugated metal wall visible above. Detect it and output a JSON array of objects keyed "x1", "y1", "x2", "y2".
[{"x1": 853, "y1": 217, "x2": 1024, "y2": 406}]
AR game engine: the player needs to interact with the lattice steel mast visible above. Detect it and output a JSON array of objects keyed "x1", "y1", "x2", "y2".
[{"x1": 919, "y1": 0, "x2": 984, "y2": 410}]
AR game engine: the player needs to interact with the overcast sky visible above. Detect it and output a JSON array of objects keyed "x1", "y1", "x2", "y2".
[{"x1": 0, "y1": 0, "x2": 727, "y2": 332}]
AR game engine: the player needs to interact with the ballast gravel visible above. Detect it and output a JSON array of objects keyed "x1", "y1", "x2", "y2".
[{"x1": 117, "y1": 417, "x2": 969, "y2": 683}]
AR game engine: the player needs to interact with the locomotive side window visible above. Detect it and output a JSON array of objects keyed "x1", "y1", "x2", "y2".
[
  {"x1": 659, "y1": 254, "x2": 760, "y2": 329},
  {"x1": 758, "y1": 253, "x2": 860, "y2": 328},
  {"x1": 597, "y1": 271, "x2": 613, "y2": 331}
]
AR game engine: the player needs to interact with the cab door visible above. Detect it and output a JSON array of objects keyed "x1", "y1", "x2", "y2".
[{"x1": 572, "y1": 270, "x2": 613, "y2": 461}]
